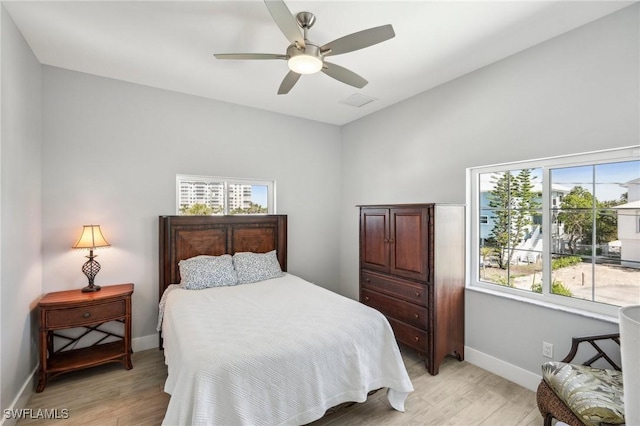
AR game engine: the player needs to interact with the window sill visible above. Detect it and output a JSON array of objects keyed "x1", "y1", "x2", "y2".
[{"x1": 466, "y1": 284, "x2": 620, "y2": 324}]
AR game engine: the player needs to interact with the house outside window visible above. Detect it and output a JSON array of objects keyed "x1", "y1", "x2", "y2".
[
  {"x1": 468, "y1": 146, "x2": 640, "y2": 317},
  {"x1": 176, "y1": 175, "x2": 275, "y2": 215}
]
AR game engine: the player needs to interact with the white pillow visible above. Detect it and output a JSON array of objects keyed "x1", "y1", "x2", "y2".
[
  {"x1": 178, "y1": 254, "x2": 238, "y2": 289},
  {"x1": 233, "y1": 250, "x2": 284, "y2": 284}
]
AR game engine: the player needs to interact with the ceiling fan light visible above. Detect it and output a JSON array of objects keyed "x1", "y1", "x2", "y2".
[{"x1": 288, "y1": 54, "x2": 323, "y2": 74}]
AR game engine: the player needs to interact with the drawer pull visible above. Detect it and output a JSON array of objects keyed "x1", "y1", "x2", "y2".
[
  {"x1": 365, "y1": 278, "x2": 370, "y2": 283},
  {"x1": 414, "y1": 336, "x2": 420, "y2": 342},
  {"x1": 414, "y1": 314, "x2": 419, "y2": 319},
  {"x1": 364, "y1": 296, "x2": 370, "y2": 302},
  {"x1": 415, "y1": 291, "x2": 420, "y2": 297},
  {"x1": 83, "y1": 312, "x2": 91, "y2": 318}
]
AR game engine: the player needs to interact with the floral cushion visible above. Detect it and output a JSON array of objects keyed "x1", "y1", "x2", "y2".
[
  {"x1": 178, "y1": 255, "x2": 238, "y2": 289},
  {"x1": 542, "y1": 361, "x2": 625, "y2": 426},
  {"x1": 233, "y1": 250, "x2": 284, "y2": 284}
]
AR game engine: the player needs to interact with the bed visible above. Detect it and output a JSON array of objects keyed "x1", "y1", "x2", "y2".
[{"x1": 158, "y1": 215, "x2": 413, "y2": 425}]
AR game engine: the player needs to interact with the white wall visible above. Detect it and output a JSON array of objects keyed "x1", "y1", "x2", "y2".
[
  {"x1": 41, "y1": 67, "x2": 342, "y2": 345},
  {"x1": 340, "y1": 4, "x2": 638, "y2": 385},
  {"x1": 0, "y1": 5, "x2": 43, "y2": 415}
]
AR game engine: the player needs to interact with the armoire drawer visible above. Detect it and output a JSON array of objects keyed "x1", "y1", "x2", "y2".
[
  {"x1": 386, "y1": 316, "x2": 429, "y2": 353},
  {"x1": 361, "y1": 270, "x2": 427, "y2": 306},
  {"x1": 361, "y1": 288, "x2": 428, "y2": 330}
]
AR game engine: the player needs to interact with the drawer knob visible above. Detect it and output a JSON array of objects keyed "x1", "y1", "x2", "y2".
[
  {"x1": 414, "y1": 314, "x2": 419, "y2": 319},
  {"x1": 83, "y1": 312, "x2": 91, "y2": 318},
  {"x1": 415, "y1": 292, "x2": 420, "y2": 297},
  {"x1": 365, "y1": 278, "x2": 370, "y2": 282},
  {"x1": 364, "y1": 296, "x2": 370, "y2": 302},
  {"x1": 414, "y1": 336, "x2": 420, "y2": 342}
]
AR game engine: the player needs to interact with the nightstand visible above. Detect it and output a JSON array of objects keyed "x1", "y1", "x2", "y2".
[{"x1": 37, "y1": 283, "x2": 134, "y2": 392}]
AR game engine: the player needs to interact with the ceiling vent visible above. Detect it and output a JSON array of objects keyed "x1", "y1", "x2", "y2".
[{"x1": 339, "y1": 93, "x2": 377, "y2": 108}]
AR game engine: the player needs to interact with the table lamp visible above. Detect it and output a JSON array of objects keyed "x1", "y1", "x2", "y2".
[{"x1": 72, "y1": 225, "x2": 110, "y2": 292}]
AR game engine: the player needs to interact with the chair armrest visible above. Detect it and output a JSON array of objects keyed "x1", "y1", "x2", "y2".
[{"x1": 561, "y1": 333, "x2": 621, "y2": 370}]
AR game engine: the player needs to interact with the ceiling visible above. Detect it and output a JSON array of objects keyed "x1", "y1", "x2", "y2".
[{"x1": 3, "y1": 1, "x2": 634, "y2": 126}]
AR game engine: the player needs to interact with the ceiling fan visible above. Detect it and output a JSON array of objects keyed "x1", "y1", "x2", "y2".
[{"x1": 214, "y1": 0, "x2": 395, "y2": 95}]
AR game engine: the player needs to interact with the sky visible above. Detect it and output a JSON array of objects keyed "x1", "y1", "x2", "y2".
[
  {"x1": 251, "y1": 185, "x2": 268, "y2": 207},
  {"x1": 479, "y1": 159, "x2": 639, "y2": 203},
  {"x1": 551, "y1": 159, "x2": 639, "y2": 202}
]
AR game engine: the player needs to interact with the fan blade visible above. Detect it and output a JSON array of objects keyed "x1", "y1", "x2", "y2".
[
  {"x1": 278, "y1": 71, "x2": 301, "y2": 95},
  {"x1": 264, "y1": 0, "x2": 305, "y2": 47},
  {"x1": 321, "y1": 24, "x2": 395, "y2": 57},
  {"x1": 214, "y1": 53, "x2": 286, "y2": 60},
  {"x1": 321, "y1": 62, "x2": 368, "y2": 89}
]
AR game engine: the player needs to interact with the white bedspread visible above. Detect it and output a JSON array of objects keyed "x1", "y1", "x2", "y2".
[{"x1": 161, "y1": 273, "x2": 413, "y2": 426}]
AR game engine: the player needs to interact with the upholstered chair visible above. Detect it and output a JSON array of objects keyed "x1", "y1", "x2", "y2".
[{"x1": 536, "y1": 333, "x2": 625, "y2": 426}]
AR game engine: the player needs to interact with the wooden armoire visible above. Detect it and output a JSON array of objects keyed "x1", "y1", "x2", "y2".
[{"x1": 359, "y1": 204, "x2": 465, "y2": 375}]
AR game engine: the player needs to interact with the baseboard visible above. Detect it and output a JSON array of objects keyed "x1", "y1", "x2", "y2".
[
  {"x1": 0, "y1": 366, "x2": 38, "y2": 426},
  {"x1": 464, "y1": 346, "x2": 541, "y2": 392},
  {"x1": 132, "y1": 333, "x2": 159, "y2": 352}
]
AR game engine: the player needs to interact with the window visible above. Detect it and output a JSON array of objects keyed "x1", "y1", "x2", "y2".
[
  {"x1": 468, "y1": 146, "x2": 640, "y2": 317},
  {"x1": 176, "y1": 175, "x2": 275, "y2": 215}
]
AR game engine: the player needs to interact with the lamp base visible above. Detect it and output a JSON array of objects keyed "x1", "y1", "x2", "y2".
[{"x1": 81, "y1": 251, "x2": 102, "y2": 293}]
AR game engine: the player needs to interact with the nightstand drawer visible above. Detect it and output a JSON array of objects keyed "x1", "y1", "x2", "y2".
[{"x1": 45, "y1": 299, "x2": 125, "y2": 328}]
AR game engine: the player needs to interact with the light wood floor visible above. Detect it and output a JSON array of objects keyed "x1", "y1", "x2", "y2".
[{"x1": 18, "y1": 345, "x2": 541, "y2": 425}]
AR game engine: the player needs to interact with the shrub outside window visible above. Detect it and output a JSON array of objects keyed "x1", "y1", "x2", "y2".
[
  {"x1": 468, "y1": 147, "x2": 640, "y2": 317},
  {"x1": 176, "y1": 175, "x2": 275, "y2": 215}
]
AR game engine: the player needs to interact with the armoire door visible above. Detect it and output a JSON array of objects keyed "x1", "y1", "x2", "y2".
[
  {"x1": 389, "y1": 207, "x2": 429, "y2": 281},
  {"x1": 360, "y1": 208, "x2": 390, "y2": 273}
]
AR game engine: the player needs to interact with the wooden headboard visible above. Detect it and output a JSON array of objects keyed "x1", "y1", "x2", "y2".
[{"x1": 159, "y1": 215, "x2": 287, "y2": 298}]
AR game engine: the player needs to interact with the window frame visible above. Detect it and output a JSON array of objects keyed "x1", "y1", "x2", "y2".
[
  {"x1": 176, "y1": 174, "x2": 276, "y2": 215},
  {"x1": 466, "y1": 146, "x2": 640, "y2": 319}
]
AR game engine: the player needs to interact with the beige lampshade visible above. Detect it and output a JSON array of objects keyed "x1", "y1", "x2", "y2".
[{"x1": 72, "y1": 225, "x2": 110, "y2": 249}]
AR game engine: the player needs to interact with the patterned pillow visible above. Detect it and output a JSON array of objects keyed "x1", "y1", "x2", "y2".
[
  {"x1": 233, "y1": 250, "x2": 284, "y2": 284},
  {"x1": 542, "y1": 361, "x2": 625, "y2": 426},
  {"x1": 178, "y1": 255, "x2": 238, "y2": 290}
]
